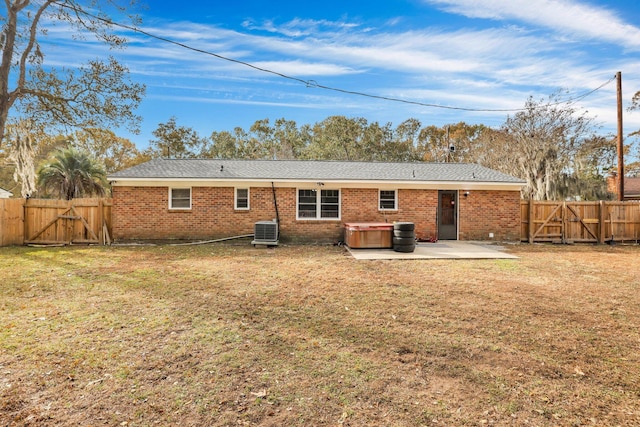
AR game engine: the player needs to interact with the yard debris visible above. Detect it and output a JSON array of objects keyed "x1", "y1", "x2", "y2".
[
  {"x1": 250, "y1": 389, "x2": 267, "y2": 398},
  {"x1": 86, "y1": 374, "x2": 112, "y2": 387}
]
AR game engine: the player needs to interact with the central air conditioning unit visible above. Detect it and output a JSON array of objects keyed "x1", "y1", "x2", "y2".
[{"x1": 251, "y1": 221, "x2": 279, "y2": 247}]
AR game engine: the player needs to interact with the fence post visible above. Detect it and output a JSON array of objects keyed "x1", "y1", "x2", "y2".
[
  {"x1": 528, "y1": 198, "x2": 534, "y2": 243},
  {"x1": 561, "y1": 201, "x2": 566, "y2": 243},
  {"x1": 98, "y1": 198, "x2": 104, "y2": 245},
  {"x1": 598, "y1": 200, "x2": 605, "y2": 244}
]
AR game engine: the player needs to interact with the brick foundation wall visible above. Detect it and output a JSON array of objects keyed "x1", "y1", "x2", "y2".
[{"x1": 112, "y1": 186, "x2": 521, "y2": 242}]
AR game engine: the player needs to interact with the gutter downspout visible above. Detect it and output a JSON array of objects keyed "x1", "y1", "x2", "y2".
[{"x1": 271, "y1": 181, "x2": 280, "y2": 235}]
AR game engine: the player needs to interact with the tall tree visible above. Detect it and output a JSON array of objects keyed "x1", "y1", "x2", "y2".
[
  {"x1": 0, "y1": 149, "x2": 16, "y2": 194},
  {"x1": 247, "y1": 119, "x2": 274, "y2": 159},
  {"x1": 416, "y1": 125, "x2": 448, "y2": 162},
  {"x1": 360, "y1": 121, "x2": 393, "y2": 161},
  {"x1": 390, "y1": 118, "x2": 422, "y2": 162},
  {"x1": 566, "y1": 134, "x2": 616, "y2": 200},
  {"x1": 147, "y1": 117, "x2": 205, "y2": 159},
  {"x1": 205, "y1": 130, "x2": 240, "y2": 159},
  {"x1": 5, "y1": 119, "x2": 39, "y2": 197},
  {"x1": 37, "y1": 147, "x2": 107, "y2": 199},
  {"x1": 502, "y1": 94, "x2": 597, "y2": 200},
  {"x1": 416, "y1": 122, "x2": 486, "y2": 163},
  {"x1": 1, "y1": 129, "x2": 66, "y2": 196},
  {"x1": 470, "y1": 127, "x2": 518, "y2": 173},
  {"x1": 0, "y1": 0, "x2": 145, "y2": 146},
  {"x1": 302, "y1": 116, "x2": 371, "y2": 160},
  {"x1": 71, "y1": 128, "x2": 142, "y2": 173},
  {"x1": 271, "y1": 118, "x2": 308, "y2": 160},
  {"x1": 631, "y1": 90, "x2": 640, "y2": 136}
]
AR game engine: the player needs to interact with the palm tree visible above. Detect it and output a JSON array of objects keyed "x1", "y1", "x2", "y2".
[{"x1": 37, "y1": 147, "x2": 108, "y2": 200}]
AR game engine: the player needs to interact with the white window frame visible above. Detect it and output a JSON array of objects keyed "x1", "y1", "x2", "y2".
[
  {"x1": 169, "y1": 187, "x2": 191, "y2": 210},
  {"x1": 235, "y1": 188, "x2": 250, "y2": 210},
  {"x1": 379, "y1": 189, "x2": 398, "y2": 211},
  {"x1": 296, "y1": 188, "x2": 341, "y2": 220}
]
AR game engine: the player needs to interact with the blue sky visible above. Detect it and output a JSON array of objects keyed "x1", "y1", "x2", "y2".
[{"x1": 49, "y1": 0, "x2": 640, "y2": 149}]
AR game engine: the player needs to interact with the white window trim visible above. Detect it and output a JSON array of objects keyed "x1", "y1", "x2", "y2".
[
  {"x1": 296, "y1": 188, "x2": 341, "y2": 220},
  {"x1": 169, "y1": 187, "x2": 192, "y2": 210},
  {"x1": 235, "y1": 188, "x2": 250, "y2": 210},
  {"x1": 379, "y1": 189, "x2": 398, "y2": 211}
]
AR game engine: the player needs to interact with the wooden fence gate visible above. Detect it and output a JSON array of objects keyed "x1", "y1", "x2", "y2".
[
  {"x1": 0, "y1": 198, "x2": 112, "y2": 246},
  {"x1": 522, "y1": 200, "x2": 640, "y2": 244}
]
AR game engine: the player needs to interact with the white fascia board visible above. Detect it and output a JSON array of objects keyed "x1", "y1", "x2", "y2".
[{"x1": 108, "y1": 177, "x2": 524, "y2": 191}]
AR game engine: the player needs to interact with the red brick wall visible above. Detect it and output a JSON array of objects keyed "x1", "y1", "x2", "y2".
[
  {"x1": 340, "y1": 189, "x2": 438, "y2": 241},
  {"x1": 458, "y1": 190, "x2": 521, "y2": 241},
  {"x1": 112, "y1": 186, "x2": 521, "y2": 242}
]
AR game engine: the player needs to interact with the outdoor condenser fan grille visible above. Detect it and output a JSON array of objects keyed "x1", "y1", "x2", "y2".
[{"x1": 252, "y1": 221, "x2": 279, "y2": 246}]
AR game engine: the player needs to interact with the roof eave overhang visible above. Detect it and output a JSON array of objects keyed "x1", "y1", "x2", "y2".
[{"x1": 108, "y1": 177, "x2": 525, "y2": 191}]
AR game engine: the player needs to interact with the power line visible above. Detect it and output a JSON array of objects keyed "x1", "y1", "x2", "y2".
[{"x1": 52, "y1": 1, "x2": 616, "y2": 113}]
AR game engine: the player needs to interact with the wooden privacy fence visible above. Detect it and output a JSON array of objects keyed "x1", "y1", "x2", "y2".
[
  {"x1": 0, "y1": 198, "x2": 112, "y2": 246},
  {"x1": 521, "y1": 200, "x2": 640, "y2": 244},
  {"x1": 2, "y1": 198, "x2": 639, "y2": 246}
]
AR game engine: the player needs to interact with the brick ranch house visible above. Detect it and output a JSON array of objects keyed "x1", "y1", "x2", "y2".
[{"x1": 107, "y1": 159, "x2": 525, "y2": 243}]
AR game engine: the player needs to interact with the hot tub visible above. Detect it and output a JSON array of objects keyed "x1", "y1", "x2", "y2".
[{"x1": 344, "y1": 222, "x2": 393, "y2": 249}]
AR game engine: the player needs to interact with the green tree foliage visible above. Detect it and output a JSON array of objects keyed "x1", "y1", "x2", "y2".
[
  {"x1": 143, "y1": 107, "x2": 617, "y2": 202},
  {"x1": 205, "y1": 129, "x2": 242, "y2": 159},
  {"x1": 1, "y1": 124, "x2": 142, "y2": 196},
  {"x1": 271, "y1": 118, "x2": 309, "y2": 160},
  {"x1": 300, "y1": 116, "x2": 397, "y2": 161},
  {"x1": 37, "y1": 147, "x2": 107, "y2": 200},
  {"x1": 0, "y1": 1, "x2": 145, "y2": 146},
  {"x1": 390, "y1": 119, "x2": 422, "y2": 162},
  {"x1": 416, "y1": 122, "x2": 486, "y2": 163},
  {"x1": 71, "y1": 128, "x2": 142, "y2": 173},
  {"x1": 147, "y1": 117, "x2": 205, "y2": 159},
  {"x1": 204, "y1": 118, "x2": 310, "y2": 160},
  {"x1": 306, "y1": 116, "x2": 364, "y2": 160}
]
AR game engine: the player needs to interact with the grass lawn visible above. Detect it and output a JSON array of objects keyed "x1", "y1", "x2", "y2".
[{"x1": 1, "y1": 242, "x2": 639, "y2": 426}]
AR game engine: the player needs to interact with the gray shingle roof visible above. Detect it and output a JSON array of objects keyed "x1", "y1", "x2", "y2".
[{"x1": 108, "y1": 159, "x2": 525, "y2": 184}]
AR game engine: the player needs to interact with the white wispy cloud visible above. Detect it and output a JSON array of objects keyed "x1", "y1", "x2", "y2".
[
  {"x1": 251, "y1": 60, "x2": 358, "y2": 77},
  {"x1": 42, "y1": 12, "x2": 621, "y2": 97},
  {"x1": 425, "y1": 0, "x2": 640, "y2": 49},
  {"x1": 242, "y1": 18, "x2": 361, "y2": 37},
  {"x1": 35, "y1": 3, "x2": 640, "y2": 141}
]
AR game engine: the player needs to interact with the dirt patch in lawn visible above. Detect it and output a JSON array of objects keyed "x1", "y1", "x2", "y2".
[{"x1": 1, "y1": 243, "x2": 639, "y2": 426}]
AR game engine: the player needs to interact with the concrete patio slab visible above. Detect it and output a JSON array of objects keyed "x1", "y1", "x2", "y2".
[{"x1": 346, "y1": 241, "x2": 519, "y2": 260}]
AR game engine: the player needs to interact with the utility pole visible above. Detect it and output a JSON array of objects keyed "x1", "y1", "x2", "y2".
[{"x1": 617, "y1": 71, "x2": 624, "y2": 201}]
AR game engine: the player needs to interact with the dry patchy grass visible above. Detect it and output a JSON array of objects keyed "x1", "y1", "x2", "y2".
[{"x1": 1, "y1": 242, "x2": 639, "y2": 426}]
